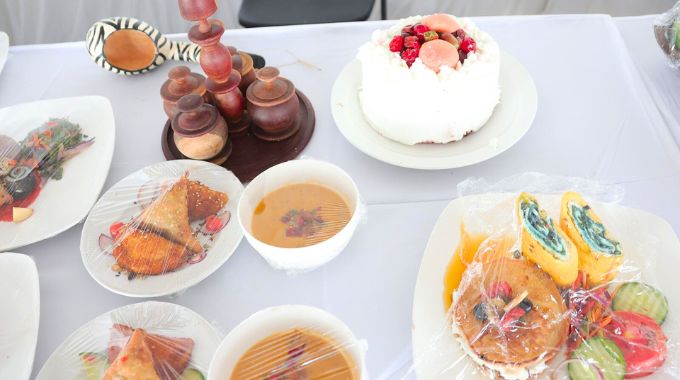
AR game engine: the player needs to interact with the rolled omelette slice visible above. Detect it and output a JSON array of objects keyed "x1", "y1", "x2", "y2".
[
  {"x1": 516, "y1": 192, "x2": 578, "y2": 286},
  {"x1": 560, "y1": 191, "x2": 623, "y2": 286}
]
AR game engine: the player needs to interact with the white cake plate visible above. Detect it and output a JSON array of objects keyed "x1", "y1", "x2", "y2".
[{"x1": 331, "y1": 52, "x2": 537, "y2": 170}]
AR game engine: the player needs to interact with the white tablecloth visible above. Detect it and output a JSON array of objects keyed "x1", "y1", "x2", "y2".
[
  {"x1": 0, "y1": 14, "x2": 678, "y2": 378},
  {"x1": 616, "y1": 15, "x2": 680, "y2": 149}
]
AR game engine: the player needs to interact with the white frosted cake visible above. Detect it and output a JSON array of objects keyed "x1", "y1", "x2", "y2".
[{"x1": 357, "y1": 14, "x2": 501, "y2": 145}]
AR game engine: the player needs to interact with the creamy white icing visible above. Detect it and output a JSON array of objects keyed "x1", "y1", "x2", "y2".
[{"x1": 357, "y1": 15, "x2": 501, "y2": 145}]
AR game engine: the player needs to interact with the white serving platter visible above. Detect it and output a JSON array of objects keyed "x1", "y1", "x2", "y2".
[
  {"x1": 0, "y1": 252, "x2": 40, "y2": 380},
  {"x1": 412, "y1": 193, "x2": 680, "y2": 379},
  {"x1": 37, "y1": 301, "x2": 222, "y2": 379},
  {"x1": 0, "y1": 96, "x2": 115, "y2": 251},
  {"x1": 81, "y1": 160, "x2": 243, "y2": 297}
]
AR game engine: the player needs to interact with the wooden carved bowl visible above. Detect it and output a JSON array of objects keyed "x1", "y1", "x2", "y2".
[{"x1": 86, "y1": 17, "x2": 201, "y2": 75}]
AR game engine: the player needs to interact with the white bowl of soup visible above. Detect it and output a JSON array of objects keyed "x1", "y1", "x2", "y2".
[
  {"x1": 207, "y1": 305, "x2": 367, "y2": 380},
  {"x1": 237, "y1": 159, "x2": 361, "y2": 272}
]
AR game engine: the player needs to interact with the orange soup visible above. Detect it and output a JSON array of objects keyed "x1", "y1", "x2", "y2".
[
  {"x1": 251, "y1": 183, "x2": 352, "y2": 248},
  {"x1": 231, "y1": 328, "x2": 358, "y2": 380}
]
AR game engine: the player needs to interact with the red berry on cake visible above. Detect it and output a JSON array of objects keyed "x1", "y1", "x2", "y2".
[
  {"x1": 460, "y1": 37, "x2": 477, "y2": 53},
  {"x1": 419, "y1": 39, "x2": 459, "y2": 73},
  {"x1": 422, "y1": 13, "x2": 460, "y2": 34},
  {"x1": 401, "y1": 48, "x2": 419, "y2": 67},
  {"x1": 389, "y1": 35, "x2": 404, "y2": 52},
  {"x1": 412, "y1": 24, "x2": 430, "y2": 39},
  {"x1": 458, "y1": 50, "x2": 467, "y2": 62},
  {"x1": 404, "y1": 35, "x2": 420, "y2": 49},
  {"x1": 454, "y1": 28, "x2": 466, "y2": 39},
  {"x1": 401, "y1": 24, "x2": 414, "y2": 35}
]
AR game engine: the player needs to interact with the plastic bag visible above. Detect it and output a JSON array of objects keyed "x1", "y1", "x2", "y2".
[
  {"x1": 208, "y1": 304, "x2": 368, "y2": 380},
  {"x1": 36, "y1": 301, "x2": 222, "y2": 380},
  {"x1": 654, "y1": 1, "x2": 680, "y2": 69},
  {"x1": 409, "y1": 174, "x2": 679, "y2": 379},
  {"x1": 237, "y1": 158, "x2": 366, "y2": 275},
  {"x1": 80, "y1": 159, "x2": 243, "y2": 298}
]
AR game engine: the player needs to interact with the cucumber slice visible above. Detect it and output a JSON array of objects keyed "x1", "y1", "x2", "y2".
[
  {"x1": 568, "y1": 337, "x2": 626, "y2": 380},
  {"x1": 79, "y1": 352, "x2": 107, "y2": 380},
  {"x1": 673, "y1": 21, "x2": 680, "y2": 50},
  {"x1": 180, "y1": 368, "x2": 205, "y2": 380},
  {"x1": 612, "y1": 282, "x2": 669, "y2": 325}
]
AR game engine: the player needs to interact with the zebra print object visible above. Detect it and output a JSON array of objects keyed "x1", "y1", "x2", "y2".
[{"x1": 86, "y1": 17, "x2": 201, "y2": 75}]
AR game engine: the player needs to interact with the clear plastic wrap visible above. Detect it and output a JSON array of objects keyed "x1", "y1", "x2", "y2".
[
  {"x1": 237, "y1": 158, "x2": 366, "y2": 275},
  {"x1": 36, "y1": 301, "x2": 222, "y2": 380},
  {"x1": 0, "y1": 96, "x2": 115, "y2": 252},
  {"x1": 654, "y1": 1, "x2": 680, "y2": 69},
  {"x1": 410, "y1": 174, "x2": 680, "y2": 379},
  {"x1": 0, "y1": 118, "x2": 94, "y2": 244},
  {"x1": 80, "y1": 159, "x2": 244, "y2": 298},
  {"x1": 0, "y1": 117, "x2": 95, "y2": 219},
  {"x1": 208, "y1": 305, "x2": 368, "y2": 380}
]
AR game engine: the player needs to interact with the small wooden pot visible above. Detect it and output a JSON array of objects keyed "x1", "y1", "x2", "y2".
[
  {"x1": 160, "y1": 66, "x2": 209, "y2": 119},
  {"x1": 246, "y1": 67, "x2": 300, "y2": 141}
]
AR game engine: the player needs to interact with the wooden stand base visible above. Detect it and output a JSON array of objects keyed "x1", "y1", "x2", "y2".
[{"x1": 162, "y1": 90, "x2": 315, "y2": 182}]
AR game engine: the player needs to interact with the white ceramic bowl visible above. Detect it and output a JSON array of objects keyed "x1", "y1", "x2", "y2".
[
  {"x1": 207, "y1": 305, "x2": 368, "y2": 380},
  {"x1": 237, "y1": 159, "x2": 361, "y2": 273}
]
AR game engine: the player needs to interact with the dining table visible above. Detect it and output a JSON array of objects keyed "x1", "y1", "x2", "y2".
[
  {"x1": 0, "y1": 13, "x2": 679, "y2": 379},
  {"x1": 616, "y1": 15, "x2": 680, "y2": 151}
]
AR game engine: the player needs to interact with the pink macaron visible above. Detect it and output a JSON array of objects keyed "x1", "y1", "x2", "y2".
[
  {"x1": 419, "y1": 39, "x2": 460, "y2": 73},
  {"x1": 422, "y1": 13, "x2": 460, "y2": 34}
]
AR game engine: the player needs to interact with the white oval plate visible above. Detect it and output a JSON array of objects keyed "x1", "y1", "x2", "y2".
[
  {"x1": 0, "y1": 253, "x2": 39, "y2": 380},
  {"x1": 0, "y1": 31, "x2": 8, "y2": 74},
  {"x1": 81, "y1": 160, "x2": 244, "y2": 297},
  {"x1": 36, "y1": 301, "x2": 222, "y2": 379},
  {"x1": 331, "y1": 53, "x2": 537, "y2": 170},
  {"x1": 0, "y1": 96, "x2": 116, "y2": 251},
  {"x1": 412, "y1": 193, "x2": 680, "y2": 379}
]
